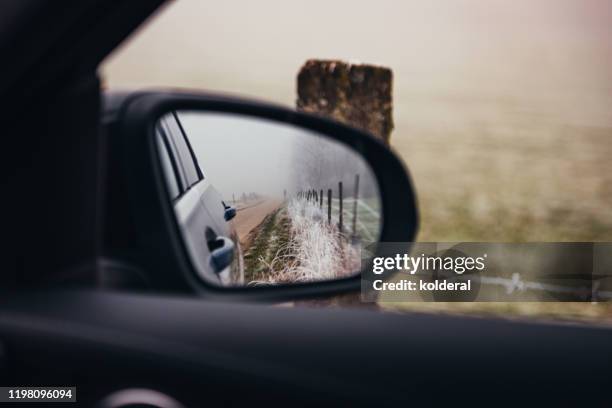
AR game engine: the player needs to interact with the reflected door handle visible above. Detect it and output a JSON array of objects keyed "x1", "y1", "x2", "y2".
[{"x1": 209, "y1": 236, "x2": 235, "y2": 273}]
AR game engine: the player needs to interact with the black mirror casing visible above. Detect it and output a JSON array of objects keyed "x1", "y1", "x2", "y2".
[
  {"x1": 224, "y1": 207, "x2": 236, "y2": 222},
  {"x1": 103, "y1": 90, "x2": 418, "y2": 301}
]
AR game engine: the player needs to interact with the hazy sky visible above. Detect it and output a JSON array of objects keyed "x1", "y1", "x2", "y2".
[
  {"x1": 102, "y1": 0, "x2": 612, "y2": 133},
  {"x1": 178, "y1": 112, "x2": 296, "y2": 199},
  {"x1": 178, "y1": 111, "x2": 375, "y2": 201}
]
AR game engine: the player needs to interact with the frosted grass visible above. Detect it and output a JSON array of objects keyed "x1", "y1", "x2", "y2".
[{"x1": 252, "y1": 199, "x2": 360, "y2": 284}]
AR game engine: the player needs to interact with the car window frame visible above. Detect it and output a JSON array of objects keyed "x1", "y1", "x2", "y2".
[
  {"x1": 173, "y1": 111, "x2": 204, "y2": 181},
  {"x1": 155, "y1": 123, "x2": 183, "y2": 200},
  {"x1": 158, "y1": 119, "x2": 188, "y2": 190},
  {"x1": 161, "y1": 113, "x2": 201, "y2": 189}
]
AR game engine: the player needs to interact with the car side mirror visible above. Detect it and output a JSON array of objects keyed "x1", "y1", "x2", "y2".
[
  {"x1": 224, "y1": 206, "x2": 236, "y2": 222},
  {"x1": 104, "y1": 90, "x2": 418, "y2": 300}
]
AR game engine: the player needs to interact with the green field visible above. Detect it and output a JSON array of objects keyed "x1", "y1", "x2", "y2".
[{"x1": 329, "y1": 197, "x2": 381, "y2": 241}]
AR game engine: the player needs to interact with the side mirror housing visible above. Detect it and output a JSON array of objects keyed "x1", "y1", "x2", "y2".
[
  {"x1": 224, "y1": 206, "x2": 236, "y2": 222},
  {"x1": 102, "y1": 90, "x2": 418, "y2": 301}
]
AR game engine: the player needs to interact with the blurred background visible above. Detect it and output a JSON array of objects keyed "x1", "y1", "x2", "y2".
[{"x1": 101, "y1": 0, "x2": 612, "y2": 320}]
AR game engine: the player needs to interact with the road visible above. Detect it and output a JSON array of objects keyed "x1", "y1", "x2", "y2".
[{"x1": 233, "y1": 199, "x2": 282, "y2": 243}]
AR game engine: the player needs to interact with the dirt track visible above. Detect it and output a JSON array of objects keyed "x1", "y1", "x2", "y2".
[{"x1": 233, "y1": 199, "x2": 282, "y2": 243}]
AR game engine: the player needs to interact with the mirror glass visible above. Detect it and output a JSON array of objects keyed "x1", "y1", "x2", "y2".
[{"x1": 155, "y1": 111, "x2": 382, "y2": 287}]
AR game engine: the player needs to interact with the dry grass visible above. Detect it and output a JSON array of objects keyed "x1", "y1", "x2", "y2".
[{"x1": 249, "y1": 199, "x2": 359, "y2": 285}]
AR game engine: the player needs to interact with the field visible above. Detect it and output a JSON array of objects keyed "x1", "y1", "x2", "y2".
[
  {"x1": 385, "y1": 97, "x2": 612, "y2": 323},
  {"x1": 329, "y1": 197, "x2": 381, "y2": 242},
  {"x1": 395, "y1": 117, "x2": 612, "y2": 243}
]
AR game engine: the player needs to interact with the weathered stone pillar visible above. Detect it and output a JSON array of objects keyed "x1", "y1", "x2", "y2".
[{"x1": 297, "y1": 59, "x2": 393, "y2": 145}]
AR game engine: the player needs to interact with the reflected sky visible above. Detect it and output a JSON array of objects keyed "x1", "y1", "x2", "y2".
[{"x1": 179, "y1": 112, "x2": 310, "y2": 200}]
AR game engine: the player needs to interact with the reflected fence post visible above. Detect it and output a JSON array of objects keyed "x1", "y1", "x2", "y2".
[
  {"x1": 327, "y1": 189, "x2": 332, "y2": 224},
  {"x1": 298, "y1": 177, "x2": 358, "y2": 239},
  {"x1": 352, "y1": 174, "x2": 360, "y2": 237},
  {"x1": 338, "y1": 181, "x2": 343, "y2": 233}
]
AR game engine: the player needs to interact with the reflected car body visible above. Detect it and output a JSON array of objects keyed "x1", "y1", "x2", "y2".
[{"x1": 156, "y1": 112, "x2": 243, "y2": 285}]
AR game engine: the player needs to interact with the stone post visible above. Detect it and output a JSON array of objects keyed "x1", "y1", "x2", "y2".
[{"x1": 297, "y1": 59, "x2": 393, "y2": 144}]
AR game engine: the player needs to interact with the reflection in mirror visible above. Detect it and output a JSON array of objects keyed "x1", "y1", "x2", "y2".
[{"x1": 155, "y1": 111, "x2": 382, "y2": 287}]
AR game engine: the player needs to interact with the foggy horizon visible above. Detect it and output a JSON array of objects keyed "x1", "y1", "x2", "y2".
[
  {"x1": 177, "y1": 112, "x2": 377, "y2": 202},
  {"x1": 103, "y1": 0, "x2": 612, "y2": 132}
]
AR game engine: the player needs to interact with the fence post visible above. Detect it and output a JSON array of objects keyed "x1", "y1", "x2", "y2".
[
  {"x1": 327, "y1": 189, "x2": 332, "y2": 224},
  {"x1": 297, "y1": 60, "x2": 393, "y2": 145},
  {"x1": 352, "y1": 174, "x2": 360, "y2": 236},
  {"x1": 338, "y1": 181, "x2": 343, "y2": 233}
]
